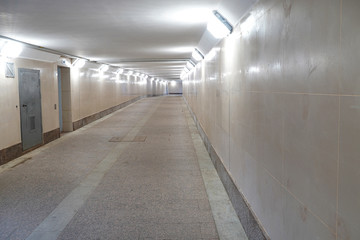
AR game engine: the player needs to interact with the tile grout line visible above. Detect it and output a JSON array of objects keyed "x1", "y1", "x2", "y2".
[
  {"x1": 182, "y1": 101, "x2": 248, "y2": 240},
  {"x1": 336, "y1": 1, "x2": 342, "y2": 238},
  {"x1": 25, "y1": 98, "x2": 162, "y2": 240},
  {"x1": 336, "y1": 96, "x2": 341, "y2": 239}
]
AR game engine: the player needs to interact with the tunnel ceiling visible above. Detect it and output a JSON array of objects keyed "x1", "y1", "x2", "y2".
[{"x1": 0, "y1": 0, "x2": 255, "y2": 80}]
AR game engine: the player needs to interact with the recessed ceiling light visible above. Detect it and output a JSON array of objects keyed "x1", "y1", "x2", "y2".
[
  {"x1": 116, "y1": 68, "x2": 124, "y2": 74},
  {"x1": 192, "y1": 48, "x2": 204, "y2": 62},
  {"x1": 99, "y1": 64, "x2": 109, "y2": 72},
  {"x1": 72, "y1": 58, "x2": 86, "y2": 68},
  {"x1": 207, "y1": 10, "x2": 233, "y2": 39},
  {"x1": 186, "y1": 61, "x2": 195, "y2": 70}
]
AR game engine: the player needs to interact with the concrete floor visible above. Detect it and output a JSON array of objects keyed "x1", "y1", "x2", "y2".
[{"x1": 0, "y1": 96, "x2": 246, "y2": 240}]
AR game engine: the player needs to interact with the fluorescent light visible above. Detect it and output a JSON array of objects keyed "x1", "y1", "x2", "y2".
[
  {"x1": 186, "y1": 61, "x2": 195, "y2": 70},
  {"x1": 116, "y1": 68, "x2": 124, "y2": 74},
  {"x1": 207, "y1": 10, "x2": 233, "y2": 39},
  {"x1": 99, "y1": 64, "x2": 109, "y2": 72},
  {"x1": 192, "y1": 48, "x2": 204, "y2": 61},
  {"x1": 0, "y1": 41, "x2": 23, "y2": 58},
  {"x1": 73, "y1": 58, "x2": 86, "y2": 68}
]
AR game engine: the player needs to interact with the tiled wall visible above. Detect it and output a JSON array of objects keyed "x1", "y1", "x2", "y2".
[
  {"x1": 183, "y1": 0, "x2": 360, "y2": 239},
  {"x1": 0, "y1": 57, "x2": 58, "y2": 150},
  {"x1": 69, "y1": 62, "x2": 167, "y2": 122},
  {"x1": 0, "y1": 56, "x2": 166, "y2": 160}
]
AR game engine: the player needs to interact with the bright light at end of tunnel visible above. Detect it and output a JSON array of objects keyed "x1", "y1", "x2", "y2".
[
  {"x1": 171, "y1": 81, "x2": 176, "y2": 86},
  {"x1": 249, "y1": 66, "x2": 260, "y2": 73}
]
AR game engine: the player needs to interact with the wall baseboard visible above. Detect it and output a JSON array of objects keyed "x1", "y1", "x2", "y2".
[
  {"x1": 72, "y1": 96, "x2": 143, "y2": 131},
  {"x1": 0, "y1": 94, "x2": 163, "y2": 166},
  {"x1": 0, "y1": 143, "x2": 23, "y2": 166},
  {"x1": 44, "y1": 128, "x2": 60, "y2": 144},
  {"x1": 0, "y1": 128, "x2": 61, "y2": 166},
  {"x1": 183, "y1": 97, "x2": 270, "y2": 240}
]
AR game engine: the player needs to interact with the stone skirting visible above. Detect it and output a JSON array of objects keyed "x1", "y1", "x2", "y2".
[
  {"x1": 184, "y1": 97, "x2": 269, "y2": 240},
  {"x1": 0, "y1": 95, "x2": 158, "y2": 166},
  {"x1": 0, "y1": 143, "x2": 23, "y2": 166},
  {"x1": 0, "y1": 128, "x2": 61, "y2": 166},
  {"x1": 72, "y1": 96, "x2": 144, "y2": 131},
  {"x1": 43, "y1": 128, "x2": 60, "y2": 145}
]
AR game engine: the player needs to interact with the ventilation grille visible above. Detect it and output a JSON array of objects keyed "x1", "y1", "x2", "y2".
[
  {"x1": 109, "y1": 136, "x2": 147, "y2": 142},
  {"x1": 30, "y1": 116, "x2": 36, "y2": 130}
]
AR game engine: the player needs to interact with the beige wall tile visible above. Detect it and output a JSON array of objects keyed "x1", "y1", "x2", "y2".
[
  {"x1": 283, "y1": 94, "x2": 338, "y2": 229},
  {"x1": 184, "y1": 0, "x2": 347, "y2": 238},
  {"x1": 252, "y1": 167, "x2": 286, "y2": 240},
  {"x1": 283, "y1": 189, "x2": 335, "y2": 240},
  {"x1": 70, "y1": 65, "x2": 165, "y2": 122},
  {"x1": 340, "y1": 0, "x2": 360, "y2": 95},
  {"x1": 282, "y1": 0, "x2": 340, "y2": 94},
  {"x1": 338, "y1": 96, "x2": 360, "y2": 239},
  {"x1": 0, "y1": 59, "x2": 21, "y2": 149}
]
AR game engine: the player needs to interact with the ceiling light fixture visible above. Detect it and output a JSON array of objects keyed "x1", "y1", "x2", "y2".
[
  {"x1": 186, "y1": 61, "x2": 195, "y2": 70},
  {"x1": 0, "y1": 41, "x2": 23, "y2": 58},
  {"x1": 192, "y1": 48, "x2": 204, "y2": 62},
  {"x1": 99, "y1": 64, "x2": 109, "y2": 72},
  {"x1": 116, "y1": 68, "x2": 124, "y2": 74},
  {"x1": 207, "y1": 10, "x2": 233, "y2": 39},
  {"x1": 72, "y1": 58, "x2": 86, "y2": 68}
]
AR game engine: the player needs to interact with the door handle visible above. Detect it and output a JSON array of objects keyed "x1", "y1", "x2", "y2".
[{"x1": 22, "y1": 104, "x2": 27, "y2": 107}]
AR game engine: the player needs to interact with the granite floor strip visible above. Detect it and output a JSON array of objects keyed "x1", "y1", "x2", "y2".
[
  {"x1": 182, "y1": 102, "x2": 248, "y2": 240},
  {"x1": 0, "y1": 96, "x2": 242, "y2": 240},
  {"x1": 25, "y1": 99, "x2": 162, "y2": 240}
]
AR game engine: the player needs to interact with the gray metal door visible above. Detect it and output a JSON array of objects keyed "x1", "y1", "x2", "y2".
[
  {"x1": 58, "y1": 67, "x2": 63, "y2": 132},
  {"x1": 19, "y1": 68, "x2": 43, "y2": 150}
]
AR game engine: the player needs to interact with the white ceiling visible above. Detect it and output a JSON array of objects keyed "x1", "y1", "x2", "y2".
[{"x1": 0, "y1": 0, "x2": 256, "y2": 80}]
